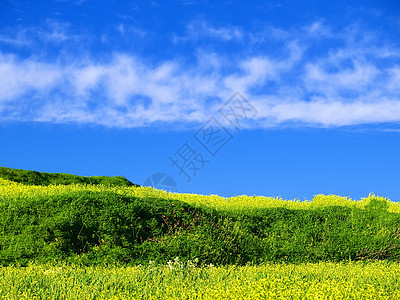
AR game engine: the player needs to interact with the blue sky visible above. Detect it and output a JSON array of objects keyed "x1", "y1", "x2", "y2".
[{"x1": 1, "y1": 0, "x2": 400, "y2": 201}]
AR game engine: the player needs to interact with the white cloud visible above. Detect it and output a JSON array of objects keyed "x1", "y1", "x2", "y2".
[
  {"x1": 116, "y1": 23, "x2": 147, "y2": 38},
  {"x1": 253, "y1": 98, "x2": 400, "y2": 127},
  {"x1": 0, "y1": 54, "x2": 63, "y2": 101},
  {"x1": 0, "y1": 21, "x2": 400, "y2": 129},
  {"x1": 0, "y1": 20, "x2": 82, "y2": 48},
  {"x1": 173, "y1": 20, "x2": 243, "y2": 43},
  {"x1": 388, "y1": 66, "x2": 400, "y2": 92},
  {"x1": 304, "y1": 59, "x2": 379, "y2": 96},
  {"x1": 303, "y1": 21, "x2": 332, "y2": 38}
]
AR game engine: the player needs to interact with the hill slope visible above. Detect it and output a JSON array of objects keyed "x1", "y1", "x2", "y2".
[
  {"x1": 0, "y1": 167, "x2": 399, "y2": 266},
  {"x1": 0, "y1": 166, "x2": 137, "y2": 187}
]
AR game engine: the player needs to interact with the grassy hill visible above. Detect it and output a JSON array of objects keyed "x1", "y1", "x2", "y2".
[
  {"x1": 0, "y1": 167, "x2": 399, "y2": 266},
  {"x1": 0, "y1": 166, "x2": 137, "y2": 187}
]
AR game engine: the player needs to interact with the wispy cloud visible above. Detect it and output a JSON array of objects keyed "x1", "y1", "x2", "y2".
[
  {"x1": 0, "y1": 53, "x2": 63, "y2": 101},
  {"x1": 116, "y1": 24, "x2": 146, "y2": 38},
  {"x1": 0, "y1": 19, "x2": 82, "y2": 47},
  {"x1": 172, "y1": 20, "x2": 243, "y2": 43},
  {"x1": 0, "y1": 20, "x2": 399, "y2": 129},
  {"x1": 303, "y1": 21, "x2": 332, "y2": 38}
]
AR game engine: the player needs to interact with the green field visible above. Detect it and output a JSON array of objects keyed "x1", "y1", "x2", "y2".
[
  {"x1": 1, "y1": 166, "x2": 399, "y2": 299},
  {"x1": 1, "y1": 261, "x2": 400, "y2": 299}
]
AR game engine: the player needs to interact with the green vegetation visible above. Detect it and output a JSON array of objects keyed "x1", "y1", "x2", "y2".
[
  {"x1": 1, "y1": 167, "x2": 400, "y2": 266},
  {"x1": 0, "y1": 166, "x2": 136, "y2": 187},
  {"x1": 1, "y1": 167, "x2": 400, "y2": 299},
  {"x1": 1, "y1": 261, "x2": 400, "y2": 299}
]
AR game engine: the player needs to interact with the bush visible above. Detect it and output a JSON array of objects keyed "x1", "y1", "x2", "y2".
[
  {"x1": 0, "y1": 166, "x2": 137, "y2": 187},
  {"x1": 1, "y1": 189, "x2": 400, "y2": 266}
]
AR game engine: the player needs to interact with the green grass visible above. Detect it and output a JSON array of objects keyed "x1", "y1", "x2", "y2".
[
  {"x1": 0, "y1": 166, "x2": 137, "y2": 187},
  {"x1": 1, "y1": 166, "x2": 400, "y2": 299},
  {"x1": 0, "y1": 166, "x2": 400, "y2": 267},
  {"x1": 1, "y1": 261, "x2": 400, "y2": 299}
]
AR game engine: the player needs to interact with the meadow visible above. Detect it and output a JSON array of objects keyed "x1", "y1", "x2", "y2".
[
  {"x1": 1, "y1": 166, "x2": 400, "y2": 299},
  {"x1": 1, "y1": 261, "x2": 400, "y2": 299}
]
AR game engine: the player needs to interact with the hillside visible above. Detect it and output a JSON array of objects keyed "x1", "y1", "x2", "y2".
[
  {"x1": 0, "y1": 167, "x2": 399, "y2": 266},
  {"x1": 0, "y1": 166, "x2": 137, "y2": 187}
]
